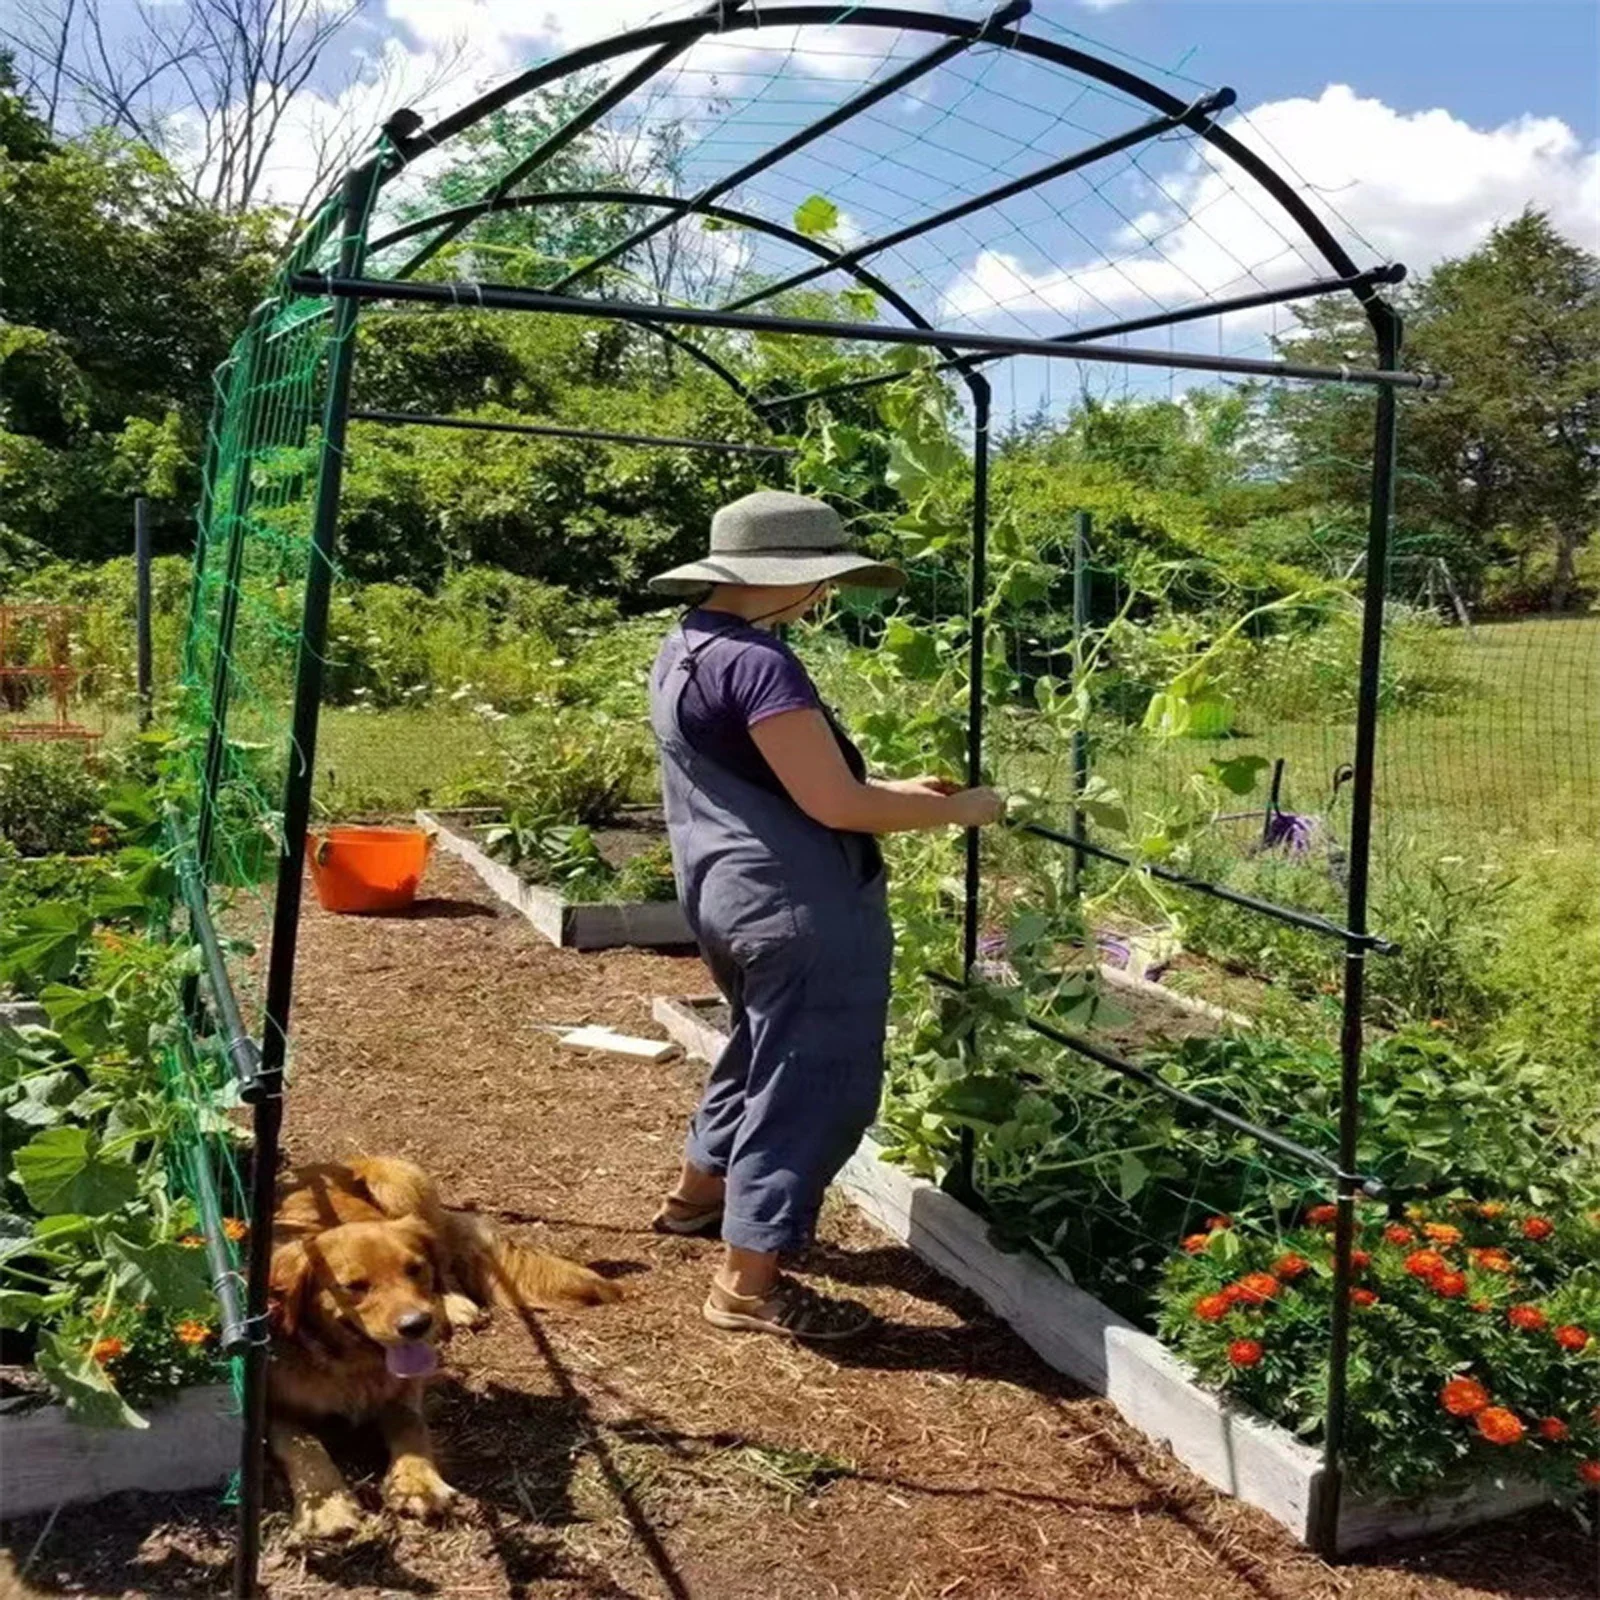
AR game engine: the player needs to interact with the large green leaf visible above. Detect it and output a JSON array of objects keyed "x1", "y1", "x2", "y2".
[
  {"x1": 0, "y1": 905, "x2": 90, "y2": 989},
  {"x1": 0, "y1": 1287, "x2": 70, "y2": 1330},
  {"x1": 105, "y1": 1233, "x2": 212, "y2": 1312},
  {"x1": 38, "y1": 984, "x2": 115, "y2": 1060},
  {"x1": 792, "y1": 194, "x2": 839, "y2": 239},
  {"x1": 3, "y1": 1068, "x2": 80, "y2": 1128},
  {"x1": 12, "y1": 1127, "x2": 139, "y2": 1217},
  {"x1": 36, "y1": 1332, "x2": 148, "y2": 1428}
]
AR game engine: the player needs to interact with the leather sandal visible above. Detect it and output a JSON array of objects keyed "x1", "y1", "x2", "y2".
[
  {"x1": 703, "y1": 1275, "x2": 876, "y2": 1342},
  {"x1": 651, "y1": 1193, "x2": 724, "y2": 1237}
]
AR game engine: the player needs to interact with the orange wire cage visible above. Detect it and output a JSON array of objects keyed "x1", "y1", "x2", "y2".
[{"x1": 0, "y1": 602, "x2": 103, "y2": 746}]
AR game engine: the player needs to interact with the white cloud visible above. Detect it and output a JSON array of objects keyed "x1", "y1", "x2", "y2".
[{"x1": 941, "y1": 85, "x2": 1600, "y2": 327}]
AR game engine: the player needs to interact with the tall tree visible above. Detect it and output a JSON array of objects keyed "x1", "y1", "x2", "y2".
[{"x1": 1270, "y1": 211, "x2": 1600, "y2": 608}]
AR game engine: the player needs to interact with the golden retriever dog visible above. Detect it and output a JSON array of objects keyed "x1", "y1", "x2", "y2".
[{"x1": 268, "y1": 1155, "x2": 621, "y2": 1542}]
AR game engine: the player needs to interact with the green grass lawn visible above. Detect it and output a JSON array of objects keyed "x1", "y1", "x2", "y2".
[{"x1": 1000, "y1": 614, "x2": 1600, "y2": 861}]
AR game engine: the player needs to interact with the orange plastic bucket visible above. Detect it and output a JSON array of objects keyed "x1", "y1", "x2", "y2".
[{"x1": 306, "y1": 825, "x2": 433, "y2": 915}]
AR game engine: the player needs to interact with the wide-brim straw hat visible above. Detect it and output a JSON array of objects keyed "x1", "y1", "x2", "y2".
[{"x1": 647, "y1": 490, "x2": 904, "y2": 596}]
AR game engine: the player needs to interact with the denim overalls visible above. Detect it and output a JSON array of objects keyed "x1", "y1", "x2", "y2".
[{"x1": 650, "y1": 629, "x2": 893, "y2": 1255}]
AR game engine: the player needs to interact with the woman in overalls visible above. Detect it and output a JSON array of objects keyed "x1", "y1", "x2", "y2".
[{"x1": 647, "y1": 490, "x2": 1003, "y2": 1342}]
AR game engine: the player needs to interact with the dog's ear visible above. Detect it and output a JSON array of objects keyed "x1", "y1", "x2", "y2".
[
  {"x1": 393, "y1": 1214, "x2": 446, "y2": 1286},
  {"x1": 268, "y1": 1240, "x2": 313, "y2": 1338}
]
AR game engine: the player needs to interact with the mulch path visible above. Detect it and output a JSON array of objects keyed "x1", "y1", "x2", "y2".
[{"x1": 3, "y1": 855, "x2": 1594, "y2": 1600}]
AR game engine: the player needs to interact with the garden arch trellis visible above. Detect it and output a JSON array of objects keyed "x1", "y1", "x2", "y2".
[{"x1": 173, "y1": 5, "x2": 1443, "y2": 1591}]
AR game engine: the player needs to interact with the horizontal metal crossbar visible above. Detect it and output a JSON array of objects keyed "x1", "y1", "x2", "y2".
[
  {"x1": 290, "y1": 273, "x2": 1445, "y2": 390},
  {"x1": 722, "y1": 89, "x2": 1235, "y2": 313},
  {"x1": 758, "y1": 264, "x2": 1407, "y2": 413},
  {"x1": 925, "y1": 970, "x2": 1381, "y2": 1193},
  {"x1": 177, "y1": 855, "x2": 265, "y2": 1100},
  {"x1": 1017, "y1": 820, "x2": 1396, "y2": 954},
  {"x1": 349, "y1": 408, "x2": 797, "y2": 457}
]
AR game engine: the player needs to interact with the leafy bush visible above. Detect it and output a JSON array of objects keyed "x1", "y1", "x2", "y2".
[
  {"x1": 1157, "y1": 1204, "x2": 1600, "y2": 1499},
  {"x1": 0, "y1": 744, "x2": 105, "y2": 855},
  {"x1": 458, "y1": 709, "x2": 653, "y2": 826}
]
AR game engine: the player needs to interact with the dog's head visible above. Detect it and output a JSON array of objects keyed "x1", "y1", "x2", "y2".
[{"x1": 270, "y1": 1215, "x2": 447, "y2": 1374}]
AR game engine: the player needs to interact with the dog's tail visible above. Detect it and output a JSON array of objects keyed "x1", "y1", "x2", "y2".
[{"x1": 443, "y1": 1211, "x2": 623, "y2": 1312}]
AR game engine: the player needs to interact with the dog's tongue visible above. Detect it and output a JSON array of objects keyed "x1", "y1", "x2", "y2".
[{"x1": 386, "y1": 1342, "x2": 439, "y2": 1379}]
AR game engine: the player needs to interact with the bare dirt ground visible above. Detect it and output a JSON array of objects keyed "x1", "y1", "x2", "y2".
[{"x1": 3, "y1": 856, "x2": 1594, "y2": 1600}]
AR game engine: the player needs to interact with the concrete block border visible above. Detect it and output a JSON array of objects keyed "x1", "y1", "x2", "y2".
[
  {"x1": 650, "y1": 995, "x2": 1547, "y2": 1553},
  {"x1": 417, "y1": 810, "x2": 691, "y2": 951},
  {"x1": 0, "y1": 1384, "x2": 238, "y2": 1520}
]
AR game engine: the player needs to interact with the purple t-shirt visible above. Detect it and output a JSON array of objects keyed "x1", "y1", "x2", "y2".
[{"x1": 658, "y1": 609, "x2": 821, "y2": 795}]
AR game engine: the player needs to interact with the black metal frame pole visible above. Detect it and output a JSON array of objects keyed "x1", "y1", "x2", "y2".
[
  {"x1": 723, "y1": 91, "x2": 1233, "y2": 313},
  {"x1": 1066, "y1": 510, "x2": 1091, "y2": 896},
  {"x1": 134, "y1": 497, "x2": 154, "y2": 729},
  {"x1": 756, "y1": 266, "x2": 1405, "y2": 416},
  {"x1": 233, "y1": 160, "x2": 380, "y2": 1600},
  {"x1": 1311, "y1": 308, "x2": 1401, "y2": 1562},
  {"x1": 549, "y1": 0, "x2": 1030, "y2": 295},
  {"x1": 293, "y1": 274, "x2": 1444, "y2": 392},
  {"x1": 953, "y1": 376, "x2": 993, "y2": 1199}
]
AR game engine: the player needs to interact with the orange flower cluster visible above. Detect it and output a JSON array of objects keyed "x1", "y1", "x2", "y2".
[
  {"x1": 1521, "y1": 1216, "x2": 1554, "y2": 1242},
  {"x1": 1469, "y1": 1247, "x2": 1514, "y2": 1274},
  {"x1": 90, "y1": 1338, "x2": 125, "y2": 1364},
  {"x1": 1228, "y1": 1339, "x2": 1263, "y2": 1368},
  {"x1": 1555, "y1": 1325, "x2": 1591, "y2": 1353},
  {"x1": 1440, "y1": 1377, "x2": 1489, "y2": 1417},
  {"x1": 1383, "y1": 1223, "x2": 1415, "y2": 1246},
  {"x1": 1305, "y1": 1203, "x2": 1339, "y2": 1227},
  {"x1": 175, "y1": 1320, "x2": 211, "y2": 1347},
  {"x1": 1422, "y1": 1223, "x2": 1463, "y2": 1246},
  {"x1": 1272, "y1": 1253, "x2": 1310, "y2": 1282},
  {"x1": 1476, "y1": 1407, "x2": 1525, "y2": 1446},
  {"x1": 223, "y1": 1218, "x2": 248, "y2": 1242}
]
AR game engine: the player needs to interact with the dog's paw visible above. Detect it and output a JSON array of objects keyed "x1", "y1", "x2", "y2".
[
  {"x1": 383, "y1": 1457, "x2": 458, "y2": 1521},
  {"x1": 290, "y1": 1492, "x2": 365, "y2": 1546},
  {"x1": 443, "y1": 1292, "x2": 490, "y2": 1331}
]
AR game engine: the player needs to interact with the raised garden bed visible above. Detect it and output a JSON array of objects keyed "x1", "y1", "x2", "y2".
[
  {"x1": 417, "y1": 808, "x2": 691, "y2": 951},
  {"x1": 650, "y1": 992, "x2": 1550, "y2": 1554},
  {"x1": 0, "y1": 1381, "x2": 238, "y2": 1520}
]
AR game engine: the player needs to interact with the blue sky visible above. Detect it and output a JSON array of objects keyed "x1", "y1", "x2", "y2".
[{"x1": 50, "y1": 3, "x2": 1600, "y2": 408}]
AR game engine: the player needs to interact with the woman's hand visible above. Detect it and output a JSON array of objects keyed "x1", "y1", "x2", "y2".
[
  {"x1": 945, "y1": 786, "x2": 1005, "y2": 827},
  {"x1": 874, "y1": 775, "x2": 961, "y2": 797}
]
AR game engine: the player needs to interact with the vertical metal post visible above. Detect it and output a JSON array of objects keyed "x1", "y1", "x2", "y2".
[
  {"x1": 1066, "y1": 509, "x2": 1091, "y2": 896},
  {"x1": 233, "y1": 160, "x2": 379, "y2": 1600},
  {"x1": 134, "y1": 498, "x2": 154, "y2": 728},
  {"x1": 954, "y1": 378, "x2": 992, "y2": 1198},
  {"x1": 1313, "y1": 308, "x2": 1401, "y2": 1561}
]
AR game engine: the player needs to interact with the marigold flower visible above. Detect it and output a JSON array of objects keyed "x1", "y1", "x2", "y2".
[
  {"x1": 1470, "y1": 1299, "x2": 1494, "y2": 1314},
  {"x1": 175, "y1": 1320, "x2": 211, "y2": 1347},
  {"x1": 1475, "y1": 1407, "x2": 1525, "y2": 1446},
  {"x1": 90, "y1": 1338, "x2": 125, "y2": 1364},
  {"x1": 179, "y1": 1234, "x2": 206, "y2": 1249},
  {"x1": 1538, "y1": 1418, "x2": 1570, "y2": 1443},
  {"x1": 1205, "y1": 1216, "x2": 1231, "y2": 1232},
  {"x1": 1521, "y1": 1216, "x2": 1554, "y2": 1242},
  {"x1": 1477, "y1": 1201, "x2": 1506, "y2": 1220},
  {"x1": 1508, "y1": 1305, "x2": 1548, "y2": 1333},
  {"x1": 1404, "y1": 1250, "x2": 1448, "y2": 1280},
  {"x1": 1554, "y1": 1325, "x2": 1591, "y2": 1353},
  {"x1": 1350, "y1": 1288, "x2": 1379, "y2": 1308},
  {"x1": 1422, "y1": 1223, "x2": 1463, "y2": 1246},
  {"x1": 1470, "y1": 1247, "x2": 1515, "y2": 1274},
  {"x1": 1440, "y1": 1378, "x2": 1490, "y2": 1417},
  {"x1": 1383, "y1": 1224, "x2": 1415, "y2": 1246},
  {"x1": 1233, "y1": 1273, "x2": 1281, "y2": 1307},
  {"x1": 1228, "y1": 1339, "x2": 1264, "y2": 1368},
  {"x1": 1272, "y1": 1253, "x2": 1310, "y2": 1281},
  {"x1": 223, "y1": 1218, "x2": 248, "y2": 1242},
  {"x1": 1182, "y1": 1233, "x2": 1211, "y2": 1255},
  {"x1": 1194, "y1": 1294, "x2": 1230, "y2": 1324},
  {"x1": 1432, "y1": 1269, "x2": 1468, "y2": 1299},
  {"x1": 1306, "y1": 1204, "x2": 1338, "y2": 1226},
  {"x1": 1349, "y1": 1249, "x2": 1372, "y2": 1270},
  {"x1": 1220, "y1": 1282, "x2": 1246, "y2": 1305},
  {"x1": 1578, "y1": 1461, "x2": 1600, "y2": 1487}
]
